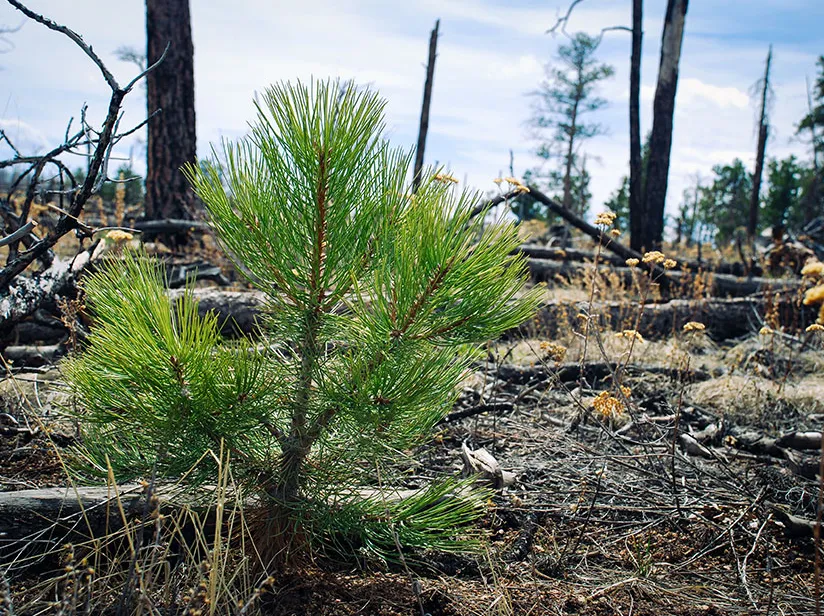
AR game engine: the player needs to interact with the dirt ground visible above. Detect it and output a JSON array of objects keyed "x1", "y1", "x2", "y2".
[{"x1": 1, "y1": 327, "x2": 823, "y2": 615}]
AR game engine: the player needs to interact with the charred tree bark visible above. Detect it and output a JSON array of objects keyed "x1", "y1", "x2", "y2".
[
  {"x1": 628, "y1": 0, "x2": 645, "y2": 252},
  {"x1": 145, "y1": 0, "x2": 198, "y2": 242},
  {"x1": 412, "y1": 19, "x2": 439, "y2": 193},
  {"x1": 748, "y1": 46, "x2": 772, "y2": 241},
  {"x1": 641, "y1": 0, "x2": 688, "y2": 251}
]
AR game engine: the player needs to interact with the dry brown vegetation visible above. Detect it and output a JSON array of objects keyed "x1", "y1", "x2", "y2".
[{"x1": 2, "y1": 218, "x2": 824, "y2": 615}]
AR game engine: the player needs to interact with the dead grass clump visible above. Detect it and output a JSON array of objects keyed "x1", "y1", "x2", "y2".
[{"x1": 686, "y1": 374, "x2": 824, "y2": 429}]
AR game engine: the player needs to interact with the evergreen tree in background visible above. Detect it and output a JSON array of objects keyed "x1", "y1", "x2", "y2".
[
  {"x1": 698, "y1": 159, "x2": 752, "y2": 245},
  {"x1": 528, "y1": 33, "x2": 614, "y2": 217}
]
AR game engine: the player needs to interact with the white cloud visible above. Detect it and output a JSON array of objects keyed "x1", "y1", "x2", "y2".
[
  {"x1": 0, "y1": 118, "x2": 48, "y2": 154},
  {"x1": 1, "y1": 0, "x2": 819, "y2": 227}
]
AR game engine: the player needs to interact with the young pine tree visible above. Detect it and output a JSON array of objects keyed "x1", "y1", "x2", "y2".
[{"x1": 67, "y1": 80, "x2": 541, "y2": 558}]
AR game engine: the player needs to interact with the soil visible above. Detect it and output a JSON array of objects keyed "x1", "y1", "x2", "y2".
[{"x1": 2, "y1": 329, "x2": 823, "y2": 615}]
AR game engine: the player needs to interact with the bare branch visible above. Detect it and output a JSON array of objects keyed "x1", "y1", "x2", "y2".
[
  {"x1": 0, "y1": 0, "x2": 166, "y2": 309},
  {"x1": 124, "y1": 42, "x2": 168, "y2": 93},
  {"x1": 5, "y1": 0, "x2": 119, "y2": 91},
  {"x1": 0, "y1": 220, "x2": 35, "y2": 247},
  {"x1": 545, "y1": 0, "x2": 632, "y2": 45},
  {"x1": 546, "y1": 0, "x2": 586, "y2": 35}
]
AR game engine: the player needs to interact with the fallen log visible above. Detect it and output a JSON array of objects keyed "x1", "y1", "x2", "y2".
[
  {"x1": 520, "y1": 296, "x2": 817, "y2": 342},
  {"x1": 166, "y1": 290, "x2": 817, "y2": 343},
  {"x1": 526, "y1": 186, "x2": 674, "y2": 293},
  {"x1": 526, "y1": 258, "x2": 800, "y2": 298},
  {"x1": 0, "y1": 252, "x2": 89, "y2": 335},
  {"x1": 517, "y1": 243, "x2": 763, "y2": 277},
  {"x1": 172, "y1": 288, "x2": 266, "y2": 338}
]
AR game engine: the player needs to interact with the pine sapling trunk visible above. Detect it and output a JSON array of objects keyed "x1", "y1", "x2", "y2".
[{"x1": 275, "y1": 149, "x2": 330, "y2": 505}]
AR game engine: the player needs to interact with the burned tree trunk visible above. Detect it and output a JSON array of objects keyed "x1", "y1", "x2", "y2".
[
  {"x1": 628, "y1": 0, "x2": 645, "y2": 252},
  {"x1": 145, "y1": 0, "x2": 198, "y2": 243},
  {"x1": 412, "y1": 19, "x2": 439, "y2": 193},
  {"x1": 748, "y1": 46, "x2": 772, "y2": 241},
  {"x1": 641, "y1": 0, "x2": 688, "y2": 251}
]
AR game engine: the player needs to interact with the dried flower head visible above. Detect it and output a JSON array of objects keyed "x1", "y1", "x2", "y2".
[
  {"x1": 492, "y1": 178, "x2": 504, "y2": 185},
  {"x1": 593, "y1": 391, "x2": 624, "y2": 419},
  {"x1": 106, "y1": 230, "x2": 134, "y2": 243},
  {"x1": 759, "y1": 326, "x2": 774, "y2": 336},
  {"x1": 642, "y1": 251, "x2": 666, "y2": 264},
  {"x1": 619, "y1": 385, "x2": 631, "y2": 398},
  {"x1": 663, "y1": 258, "x2": 678, "y2": 269},
  {"x1": 625, "y1": 258, "x2": 639, "y2": 268},
  {"x1": 805, "y1": 323, "x2": 824, "y2": 333},
  {"x1": 594, "y1": 211, "x2": 617, "y2": 227},
  {"x1": 803, "y1": 285, "x2": 824, "y2": 306},
  {"x1": 682, "y1": 321, "x2": 706, "y2": 333},
  {"x1": 609, "y1": 229, "x2": 621, "y2": 237},
  {"x1": 539, "y1": 341, "x2": 567, "y2": 362},
  {"x1": 615, "y1": 329, "x2": 644, "y2": 342},
  {"x1": 501, "y1": 176, "x2": 530, "y2": 193},
  {"x1": 801, "y1": 260, "x2": 824, "y2": 279},
  {"x1": 432, "y1": 173, "x2": 459, "y2": 184}
]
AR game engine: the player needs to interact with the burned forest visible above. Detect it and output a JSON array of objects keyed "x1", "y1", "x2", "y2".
[{"x1": 1, "y1": 1, "x2": 824, "y2": 615}]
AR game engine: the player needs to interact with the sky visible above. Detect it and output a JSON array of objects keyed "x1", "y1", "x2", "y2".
[{"x1": 1, "y1": 0, "x2": 822, "y2": 224}]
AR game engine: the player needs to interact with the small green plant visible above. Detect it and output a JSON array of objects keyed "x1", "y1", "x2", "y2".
[{"x1": 66, "y1": 79, "x2": 541, "y2": 560}]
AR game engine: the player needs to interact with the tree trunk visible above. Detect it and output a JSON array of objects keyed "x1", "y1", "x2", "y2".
[
  {"x1": 628, "y1": 0, "x2": 644, "y2": 251},
  {"x1": 748, "y1": 46, "x2": 772, "y2": 241},
  {"x1": 145, "y1": 0, "x2": 198, "y2": 243},
  {"x1": 641, "y1": 0, "x2": 688, "y2": 251},
  {"x1": 804, "y1": 76, "x2": 820, "y2": 225},
  {"x1": 687, "y1": 178, "x2": 700, "y2": 246},
  {"x1": 412, "y1": 19, "x2": 439, "y2": 193},
  {"x1": 562, "y1": 88, "x2": 581, "y2": 210}
]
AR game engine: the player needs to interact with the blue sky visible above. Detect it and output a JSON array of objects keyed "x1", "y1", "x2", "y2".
[{"x1": 1, "y1": 0, "x2": 822, "y2": 222}]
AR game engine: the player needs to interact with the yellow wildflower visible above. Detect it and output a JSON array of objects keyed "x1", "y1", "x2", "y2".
[
  {"x1": 433, "y1": 173, "x2": 459, "y2": 184},
  {"x1": 106, "y1": 230, "x2": 134, "y2": 243},
  {"x1": 493, "y1": 178, "x2": 504, "y2": 185},
  {"x1": 620, "y1": 385, "x2": 631, "y2": 398},
  {"x1": 803, "y1": 285, "x2": 824, "y2": 306},
  {"x1": 663, "y1": 258, "x2": 678, "y2": 269},
  {"x1": 594, "y1": 211, "x2": 617, "y2": 227},
  {"x1": 593, "y1": 391, "x2": 624, "y2": 419},
  {"x1": 759, "y1": 326, "x2": 774, "y2": 336},
  {"x1": 805, "y1": 323, "x2": 824, "y2": 333},
  {"x1": 801, "y1": 260, "x2": 824, "y2": 279},
  {"x1": 609, "y1": 229, "x2": 621, "y2": 238},
  {"x1": 626, "y1": 258, "x2": 639, "y2": 268},
  {"x1": 539, "y1": 341, "x2": 567, "y2": 362},
  {"x1": 615, "y1": 329, "x2": 644, "y2": 342},
  {"x1": 682, "y1": 321, "x2": 706, "y2": 333},
  {"x1": 642, "y1": 251, "x2": 666, "y2": 264}
]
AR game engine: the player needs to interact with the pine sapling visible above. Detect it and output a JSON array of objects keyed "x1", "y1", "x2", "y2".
[{"x1": 68, "y1": 79, "x2": 542, "y2": 560}]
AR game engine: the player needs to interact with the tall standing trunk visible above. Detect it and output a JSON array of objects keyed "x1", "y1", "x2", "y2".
[
  {"x1": 641, "y1": 0, "x2": 688, "y2": 251},
  {"x1": 804, "y1": 76, "x2": 821, "y2": 225},
  {"x1": 145, "y1": 0, "x2": 197, "y2": 242},
  {"x1": 748, "y1": 46, "x2": 772, "y2": 241},
  {"x1": 412, "y1": 19, "x2": 439, "y2": 193},
  {"x1": 628, "y1": 0, "x2": 644, "y2": 251},
  {"x1": 562, "y1": 88, "x2": 581, "y2": 210},
  {"x1": 687, "y1": 179, "x2": 700, "y2": 246}
]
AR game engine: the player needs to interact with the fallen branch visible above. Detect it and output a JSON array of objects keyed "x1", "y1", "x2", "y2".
[{"x1": 526, "y1": 257, "x2": 799, "y2": 297}]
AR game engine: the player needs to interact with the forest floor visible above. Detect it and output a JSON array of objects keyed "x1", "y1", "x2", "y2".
[{"x1": 2, "y1": 324, "x2": 823, "y2": 615}]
